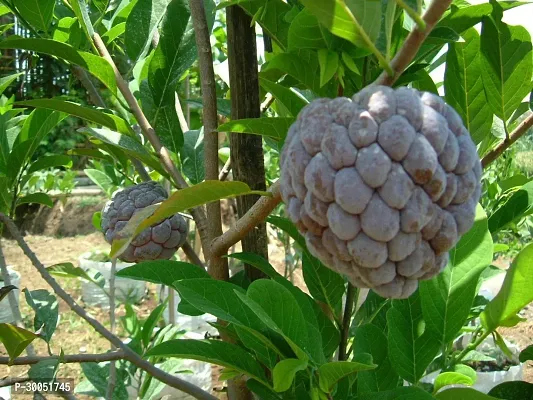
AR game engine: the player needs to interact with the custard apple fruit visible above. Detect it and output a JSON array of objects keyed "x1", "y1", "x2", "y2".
[
  {"x1": 101, "y1": 181, "x2": 188, "y2": 263},
  {"x1": 280, "y1": 85, "x2": 482, "y2": 299}
]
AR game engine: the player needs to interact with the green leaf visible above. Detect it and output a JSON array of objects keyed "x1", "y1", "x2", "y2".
[
  {"x1": 318, "y1": 358, "x2": 377, "y2": 393},
  {"x1": 70, "y1": 0, "x2": 96, "y2": 43},
  {"x1": 435, "y1": 387, "x2": 499, "y2": 400},
  {"x1": 79, "y1": 362, "x2": 129, "y2": 400},
  {"x1": 434, "y1": 372, "x2": 473, "y2": 393},
  {"x1": 84, "y1": 168, "x2": 115, "y2": 195},
  {"x1": 345, "y1": 0, "x2": 382, "y2": 45},
  {"x1": 488, "y1": 181, "x2": 533, "y2": 233},
  {"x1": 140, "y1": 358, "x2": 183, "y2": 399},
  {"x1": 15, "y1": 0, "x2": 55, "y2": 32},
  {"x1": 27, "y1": 155, "x2": 72, "y2": 174},
  {"x1": 0, "y1": 323, "x2": 39, "y2": 361},
  {"x1": 142, "y1": 300, "x2": 168, "y2": 347},
  {"x1": 481, "y1": 243, "x2": 533, "y2": 331},
  {"x1": 23, "y1": 289, "x2": 58, "y2": 343},
  {"x1": 0, "y1": 285, "x2": 16, "y2": 302},
  {"x1": 116, "y1": 260, "x2": 209, "y2": 286},
  {"x1": 180, "y1": 129, "x2": 205, "y2": 184},
  {"x1": 259, "y1": 78, "x2": 308, "y2": 117},
  {"x1": 247, "y1": 379, "x2": 282, "y2": 400},
  {"x1": 47, "y1": 262, "x2": 104, "y2": 288},
  {"x1": 488, "y1": 381, "x2": 533, "y2": 399},
  {"x1": 145, "y1": 339, "x2": 269, "y2": 385},
  {"x1": 353, "y1": 324, "x2": 400, "y2": 394},
  {"x1": 444, "y1": 28, "x2": 493, "y2": 145},
  {"x1": 480, "y1": 15, "x2": 533, "y2": 122},
  {"x1": 341, "y1": 51, "x2": 360, "y2": 74},
  {"x1": 318, "y1": 49, "x2": 339, "y2": 87},
  {"x1": 218, "y1": 117, "x2": 294, "y2": 142},
  {"x1": 102, "y1": 22, "x2": 126, "y2": 44},
  {"x1": 29, "y1": 359, "x2": 59, "y2": 381},
  {"x1": 273, "y1": 358, "x2": 308, "y2": 392},
  {"x1": 287, "y1": 8, "x2": 328, "y2": 50},
  {"x1": 16, "y1": 192, "x2": 54, "y2": 208},
  {"x1": 17, "y1": 99, "x2": 133, "y2": 135},
  {"x1": 519, "y1": 344, "x2": 533, "y2": 362},
  {"x1": 184, "y1": 98, "x2": 231, "y2": 117},
  {"x1": 0, "y1": 72, "x2": 24, "y2": 96},
  {"x1": 125, "y1": 0, "x2": 171, "y2": 60},
  {"x1": 92, "y1": 211, "x2": 102, "y2": 231},
  {"x1": 53, "y1": 17, "x2": 82, "y2": 47},
  {"x1": 359, "y1": 386, "x2": 435, "y2": 400},
  {"x1": 420, "y1": 205, "x2": 493, "y2": 345},
  {"x1": 0, "y1": 38, "x2": 117, "y2": 95},
  {"x1": 387, "y1": 290, "x2": 441, "y2": 383}
]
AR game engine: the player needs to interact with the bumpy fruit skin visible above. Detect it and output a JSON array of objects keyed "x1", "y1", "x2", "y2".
[
  {"x1": 101, "y1": 181, "x2": 188, "y2": 263},
  {"x1": 280, "y1": 86, "x2": 481, "y2": 299}
]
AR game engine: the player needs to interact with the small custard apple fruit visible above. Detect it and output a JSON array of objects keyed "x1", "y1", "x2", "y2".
[
  {"x1": 101, "y1": 181, "x2": 188, "y2": 263},
  {"x1": 280, "y1": 85, "x2": 481, "y2": 299}
]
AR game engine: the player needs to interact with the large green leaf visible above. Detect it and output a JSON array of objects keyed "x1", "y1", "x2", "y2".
[
  {"x1": 78, "y1": 362, "x2": 129, "y2": 400},
  {"x1": 15, "y1": 0, "x2": 55, "y2": 32},
  {"x1": 387, "y1": 291, "x2": 441, "y2": 384},
  {"x1": 0, "y1": 323, "x2": 39, "y2": 361},
  {"x1": 218, "y1": 117, "x2": 294, "y2": 142},
  {"x1": 109, "y1": 181, "x2": 260, "y2": 258},
  {"x1": 354, "y1": 324, "x2": 400, "y2": 394},
  {"x1": 420, "y1": 206, "x2": 493, "y2": 344},
  {"x1": 84, "y1": 168, "x2": 115, "y2": 195},
  {"x1": 0, "y1": 72, "x2": 24, "y2": 96},
  {"x1": 141, "y1": 300, "x2": 168, "y2": 348},
  {"x1": 125, "y1": 0, "x2": 171, "y2": 60},
  {"x1": 16, "y1": 192, "x2": 54, "y2": 208},
  {"x1": 434, "y1": 372, "x2": 474, "y2": 393},
  {"x1": 53, "y1": 17, "x2": 82, "y2": 47},
  {"x1": 47, "y1": 262, "x2": 105, "y2": 288},
  {"x1": 444, "y1": 28, "x2": 493, "y2": 145},
  {"x1": 0, "y1": 38, "x2": 117, "y2": 95},
  {"x1": 259, "y1": 78, "x2": 308, "y2": 117},
  {"x1": 27, "y1": 155, "x2": 72, "y2": 174},
  {"x1": 318, "y1": 358, "x2": 377, "y2": 393},
  {"x1": 23, "y1": 289, "x2": 58, "y2": 343},
  {"x1": 435, "y1": 387, "x2": 498, "y2": 400},
  {"x1": 480, "y1": 14, "x2": 533, "y2": 123},
  {"x1": 17, "y1": 99, "x2": 133, "y2": 135},
  {"x1": 272, "y1": 358, "x2": 308, "y2": 392},
  {"x1": 481, "y1": 243, "x2": 533, "y2": 331},
  {"x1": 180, "y1": 129, "x2": 205, "y2": 184},
  {"x1": 145, "y1": 339, "x2": 270, "y2": 385},
  {"x1": 116, "y1": 260, "x2": 209, "y2": 286},
  {"x1": 359, "y1": 386, "x2": 435, "y2": 400},
  {"x1": 488, "y1": 181, "x2": 533, "y2": 233},
  {"x1": 488, "y1": 381, "x2": 533, "y2": 399},
  {"x1": 287, "y1": 8, "x2": 328, "y2": 50},
  {"x1": 345, "y1": 0, "x2": 382, "y2": 45},
  {"x1": 318, "y1": 49, "x2": 339, "y2": 87}
]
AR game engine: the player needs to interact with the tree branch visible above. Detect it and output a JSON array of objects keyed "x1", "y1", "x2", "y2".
[
  {"x1": 0, "y1": 213, "x2": 217, "y2": 400},
  {"x1": 0, "y1": 351, "x2": 125, "y2": 366},
  {"x1": 189, "y1": 0, "x2": 229, "y2": 281},
  {"x1": 218, "y1": 159, "x2": 231, "y2": 181},
  {"x1": 211, "y1": 182, "x2": 281, "y2": 258},
  {"x1": 106, "y1": 258, "x2": 118, "y2": 400},
  {"x1": 482, "y1": 113, "x2": 533, "y2": 168},
  {"x1": 373, "y1": 0, "x2": 453, "y2": 86},
  {"x1": 92, "y1": 33, "x2": 210, "y2": 258},
  {"x1": 338, "y1": 284, "x2": 356, "y2": 361}
]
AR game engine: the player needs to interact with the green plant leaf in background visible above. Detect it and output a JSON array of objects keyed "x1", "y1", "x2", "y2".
[
  {"x1": 287, "y1": 8, "x2": 328, "y2": 50},
  {"x1": 125, "y1": 0, "x2": 171, "y2": 61},
  {"x1": 116, "y1": 260, "x2": 209, "y2": 286},
  {"x1": 479, "y1": 12, "x2": 533, "y2": 123},
  {"x1": 487, "y1": 181, "x2": 533, "y2": 233},
  {"x1": 0, "y1": 72, "x2": 24, "y2": 96},
  {"x1": 145, "y1": 339, "x2": 270, "y2": 386},
  {"x1": 52, "y1": 17, "x2": 82, "y2": 47},
  {"x1": 420, "y1": 206, "x2": 493, "y2": 345},
  {"x1": 444, "y1": 28, "x2": 493, "y2": 145},
  {"x1": 180, "y1": 129, "x2": 205, "y2": 184},
  {"x1": 27, "y1": 155, "x2": 72, "y2": 174},
  {"x1": 318, "y1": 49, "x2": 339, "y2": 88},
  {"x1": 272, "y1": 358, "x2": 308, "y2": 392},
  {"x1": 14, "y1": 0, "x2": 55, "y2": 32},
  {"x1": 0, "y1": 285, "x2": 16, "y2": 303},
  {"x1": 433, "y1": 372, "x2": 474, "y2": 393},
  {"x1": 102, "y1": 22, "x2": 126, "y2": 44},
  {"x1": 16, "y1": 192, "x2": 54, "y2": 208},
  {"x1": 84, "y1": 168, "x2": 115, "y2": 196},
  {"x1": 318, "y1": 358, "x2": 377, "y2": 394},
  {"x1": 0, "y1": 323, "x2": 39, "y2": 361},
  {"x1": 141, "y1": 300, "x2": 168, "y2": 348},
  {"x1": 218, "y1": 117, "x2": 294, "y2": 142},
  {"x1": 387, "y1": 290, "x2": 440, "y2": 384},
  {"x1": 488, "y1": 381, "x2": 533, "y2": 399},
  {"x1": 23, "y1": 289, "x2": 58, "y2": 343},
  {"x1": 435, "y1": 387, "x2": 499, "y2": 400},
  {"x1": 359, "y1": 386, "x2": 435, "y2": 400},
  {"x1": 259, "y1": 78, "x2": 308, "y2": 117},
  {"x1": 481, "y1": 242, "x2": 533, "y2": 331},
  {"x1": 47, "y1": 262, "x2": 105, "y2": 288},
  {"x1": 78, "y1": 361, "x2": 129, "y2": 400},
  {"x1": 0, "y1": 38, "x2": 117, "y2": 95},
  {"x1": 519, "y1": 344, "x2": 533, "y2": 362}
]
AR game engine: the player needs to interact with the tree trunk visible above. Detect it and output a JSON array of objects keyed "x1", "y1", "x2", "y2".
[{"x1": 227, "y1": 5, "x2": 269, "y2": 281}]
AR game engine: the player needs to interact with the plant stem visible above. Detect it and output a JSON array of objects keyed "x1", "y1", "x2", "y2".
[
  {"x1": 338, "y1": 284, "x2": 356, "y2": 361},
  {"x1": 0, "y1": 212, "x2": 217, "y2": 400},
  {"x1": 452, "y1": 330, "x2": 490, "y2": 365},
  {"x1": 106, "y1": 258, "x2": 117, "y2": 400},
  {"x1": 0, "y1": 351, "x2": 125, "y2": 365},
  {"x1": 395, "y1": 0, "x2": 426, "y2": 30}
]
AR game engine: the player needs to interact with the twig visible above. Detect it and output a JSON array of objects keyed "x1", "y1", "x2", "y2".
[
  {"x1": 105, "y1": 258, "x2": 117, "y2": 400},
  {"x1": 260, "y1": 93, "x2": 274, "y2": 113},
  {"x1": 218, "y1": 159, "x2": 231, "y2": 181},
  {"x1": 373, "y1": 0, "x2": 453, "y2": 86},
  {"x1": 0, "y1": 351, "x2": 125, "y2": 365},
  {"x1": 482, "y1": 113, "x2": 533, "y2": 168},
  {"x1": 395, "y1": 0, "x2": 426, "y2": 30},
  {"x1": 338, "y1": 284, "x2": 356, "y2": 361},
  {"x1": 175, "y1": 92, "x2": 190, "y2": 133},
  {"x1": 0, "y1": 213, "x2": 217, "y2": 400},
  {"x1": 92, "y1": 33, "x2": 210, "y2": 256},
  {"x1": 211, "y1": 181, "x2": 281, "y2": 257},
  {"x1": 189, "y1": 0, "x2": 229, "y2": 281},
  {"x1": 181, "y1": 241, "x2": 205, "y2": 268}
]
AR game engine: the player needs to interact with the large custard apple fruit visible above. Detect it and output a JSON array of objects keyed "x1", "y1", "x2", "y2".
[
  {"x1": 280, "y1": 85, "x2": 481, "y2": 299},
  {"x1": 101, "y1": 181, "x2": 188, "y2": 263}
]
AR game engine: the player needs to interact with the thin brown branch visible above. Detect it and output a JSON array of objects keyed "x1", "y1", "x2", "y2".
[
  {"x1": 181, "y1": 241, "x2": 205, "y2": 268},
  {"x1": 218, "y1": 159, "x2": 231, "y2": 181},
  {"x1": 175, "y1": 92, "x2": 190, "y2": 133},
  {"x1": 0, "y1": 213, "x2": 217, "y2": 400},
  {"x1": 92, "y1": 33, "x2": 209, "y2": 256},
  {"x1": 211, "y1": 181, "x2": 281, "y2": 258},
  {"x1": 338, "y1": 284, "x2": 356, "y2": 361},
  {"x1": 189, "y1": 0, "x2": 229, "y2": 281},
  {"x1": 373, "y1": 0, "x2": 453, "y2": 86},
  {"x1": 72, "y1": 66, "x2": 106, "y2": 108},
  {"x1": 482, "y1": 113, "x2": 533, "y2": 168},
  {"x1": 0, "y1": 351, "x2": 125, "y2": 366},
  {"x1": 106, "y1": 259, "x2": 118, "y2": 400}
]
